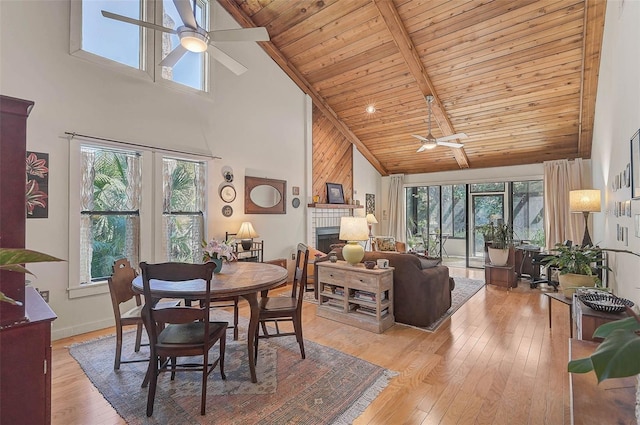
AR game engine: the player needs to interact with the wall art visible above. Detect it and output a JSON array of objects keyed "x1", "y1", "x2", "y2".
[
  {"x1": 326, "y1": 183, "x2": 345, "y2": 204},
  {"x1": 366, "y1": 193, "x2": 375, "y2": 214},
  {"x1": 26, "y1": 151, "x2": 49, "y2": 218}
]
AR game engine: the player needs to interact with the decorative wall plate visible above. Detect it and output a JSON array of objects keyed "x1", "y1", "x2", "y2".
[
  {"x1": 292, "y1": 197, "x2": 300, "y2": 208},
  {"x1": 222, "y1": 205, "x2": 233, "y2": 217},
  {"x1": 220, "y1": 184, "x2": 236, "y2": 203}
]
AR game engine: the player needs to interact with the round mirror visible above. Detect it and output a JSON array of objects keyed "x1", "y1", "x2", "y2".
[{"x1": 250, "y1": 184, "x2": 282, "y2": 208}]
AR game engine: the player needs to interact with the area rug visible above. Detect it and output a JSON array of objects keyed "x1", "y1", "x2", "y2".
[
  {"x1": 401, "y1": 276, "x2": 485, "y2": 332},
  {"x1": 69, "y1": 311, "x2": 396, "y2": 425}
]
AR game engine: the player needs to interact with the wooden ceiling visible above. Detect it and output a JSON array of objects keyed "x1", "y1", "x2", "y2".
[{"x1": 218, "y1": 0, "x2": 606, "y2": 176}]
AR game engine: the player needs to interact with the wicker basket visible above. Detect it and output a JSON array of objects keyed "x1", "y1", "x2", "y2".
[{"x1": 578, "y1": 293, "x2": 634, "y2": 313}]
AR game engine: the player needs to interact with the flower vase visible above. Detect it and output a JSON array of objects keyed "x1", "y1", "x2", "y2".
[{"x1": 208, "y1": 258, "x2": 223, "y2": 274}]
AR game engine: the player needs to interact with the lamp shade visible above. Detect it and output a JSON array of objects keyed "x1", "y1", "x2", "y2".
[
  {"x1": 339, "y1": 217, "x2": 369, "y2": 241},
  {"x1": 236, "y1": 222, "x2": 259, "y2": 239},
  {"x1": 365, "y1": 213, "x2": 378, "y2": 224},
  {"x1": 569, "y1": 190, "x2": 601, "y2": 213}
]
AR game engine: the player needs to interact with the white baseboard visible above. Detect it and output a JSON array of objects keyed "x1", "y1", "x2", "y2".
[{"x1": 52, "y1": 318, "x2": 114, "y2": 341}]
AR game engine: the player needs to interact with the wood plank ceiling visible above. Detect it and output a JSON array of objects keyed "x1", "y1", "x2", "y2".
[{"x1": 219, "y1": 0, "x2": 606, "y2": 176}]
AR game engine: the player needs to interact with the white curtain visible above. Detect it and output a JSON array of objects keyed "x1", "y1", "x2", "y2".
[
  {"x1": 79, "y1": 148, "x2": 95, "y2": 284},
  {"x1": 543, "y1": 158, "x2": 589, "y2": 249},
  {"x1": 386, "y1": 174, "x2": 405, "y2": 242}
]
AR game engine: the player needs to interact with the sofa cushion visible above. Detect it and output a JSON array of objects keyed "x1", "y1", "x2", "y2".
[
  {"x1": 416, "y1": 255, "x2": 442, "y2": 269},
  {"x1": 375, "y1": 236, "x2": 397, "y2": 251}
]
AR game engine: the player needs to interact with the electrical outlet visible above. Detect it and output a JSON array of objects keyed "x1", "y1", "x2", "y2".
[
  {"x1": 39, "y1": 290, "x2": 50, "y2": 303},
  {"x1": 291, "y1": 252, "x2": 296, "y2": 260}
]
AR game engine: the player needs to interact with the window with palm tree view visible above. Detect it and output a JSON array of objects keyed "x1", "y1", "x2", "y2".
[{"x1": 79, "y1": 146, "x2": 206, "y2": 283}]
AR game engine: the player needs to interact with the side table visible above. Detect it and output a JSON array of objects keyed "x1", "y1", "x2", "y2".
[
  {"x1": 544, "y1": 292, "x2": 573, "y2": 337},
  {"x1": 484, "y1": 264, "x2": 517, "y2": 288}
]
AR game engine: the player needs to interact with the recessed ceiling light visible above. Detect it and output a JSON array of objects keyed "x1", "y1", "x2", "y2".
[{"x1": 365, "y1": 105, "x2": 376, "y2": 114}]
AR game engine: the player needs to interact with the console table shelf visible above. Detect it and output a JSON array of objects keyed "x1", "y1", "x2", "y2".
[{"x1": 316, "y1": 261, "x2": 394, "y2": 333}]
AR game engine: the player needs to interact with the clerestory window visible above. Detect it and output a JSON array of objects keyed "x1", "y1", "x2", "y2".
[{"x1": 70, "y1": 0, "x2": 210, "y2": 92}]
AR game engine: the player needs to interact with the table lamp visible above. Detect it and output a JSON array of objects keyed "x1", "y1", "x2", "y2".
[
  {"x1": 339, "y1": 216, "x2": 369, "y2": 265},
  {"x1": 569, "y1": 189, "x2": 601, "y2": 246},
  {"x1": 365, "y1": 213, "x2": 378, "y2": 251},
  {"x1": 236, "y1": 221, "x2": 259, "y2": 250}
]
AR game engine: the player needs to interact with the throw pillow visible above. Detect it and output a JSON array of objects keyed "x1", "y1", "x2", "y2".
[
  {"x1": 416, "y1": 255, "x2": 442, "y2": 269},
  {"x1": 375, "y1": 237, "x2": 397, "y2": 251}
]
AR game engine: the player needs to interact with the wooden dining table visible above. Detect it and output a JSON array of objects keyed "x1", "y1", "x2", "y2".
[{"x1": 132, "y1": 261, "x2": 288, "y2": 383}]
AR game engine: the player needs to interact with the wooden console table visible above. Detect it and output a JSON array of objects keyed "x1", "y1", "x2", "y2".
[
  {"x1": 569, "y1": 339, "x2": 636, "y2": 424},
  {"x1": 316, "y1": 261, "x2": 394, "y2": 333}
]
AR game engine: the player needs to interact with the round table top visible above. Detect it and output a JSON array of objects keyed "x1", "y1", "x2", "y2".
[{"x1": 132, "y1": 261, "x2": 288, "y2": 299}]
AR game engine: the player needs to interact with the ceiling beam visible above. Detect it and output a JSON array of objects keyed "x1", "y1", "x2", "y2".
[
  {"x1": 372, "y1": 0, "x2": 470, "y2": 169},
  {"x1": 216, "y1": 0, "x2": 389, "y2": 176}
]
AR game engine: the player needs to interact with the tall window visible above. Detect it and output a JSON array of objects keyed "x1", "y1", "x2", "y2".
[
  {"x1": 512, "y1": 180, "x2": 545, "y2": 246},
  {"x1": 71, "y1": 0, "x2": 209, "y2": 92},
  {"x1": 161, "y1": 157, "x2": 206, "y2": 263},
  {"x1": 79, "y1": 146, "x2": 141, "y2": 283}
]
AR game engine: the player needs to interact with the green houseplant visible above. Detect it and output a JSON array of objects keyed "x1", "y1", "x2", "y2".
[
  {"x1": 543, "y1": 243, "x2": 609, "y2": 297},
  {"x1": 477, "y1": 221, "x2": 514, "y2": 266},
  {"x1": 0, "y1": 248, "x2": 63, "y2": 305}
]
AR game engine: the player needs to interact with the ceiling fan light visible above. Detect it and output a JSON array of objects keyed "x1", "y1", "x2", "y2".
[
  {"x1": 423, "y1": 142, "x2": 437, "y2": 150},
  {"x1": 180, "y1": 29, "x2": 208, "y2": 52}
]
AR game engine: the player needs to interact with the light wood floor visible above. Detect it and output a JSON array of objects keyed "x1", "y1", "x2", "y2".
[{"x1": 51, "y1": 267, "x2": 572, "y2": 424}]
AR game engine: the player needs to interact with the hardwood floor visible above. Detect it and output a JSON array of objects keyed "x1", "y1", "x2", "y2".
[{"x1": 51, "y1": 267, "x2": 572, "y2": 424}]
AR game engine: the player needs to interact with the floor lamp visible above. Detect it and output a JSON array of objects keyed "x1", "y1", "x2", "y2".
[
  {"x1": 365, "y1": 213, "x2": 378, "y2": 251},
  {"x1": 569, "y1": 189, "x2": 601, "y2": 247}
]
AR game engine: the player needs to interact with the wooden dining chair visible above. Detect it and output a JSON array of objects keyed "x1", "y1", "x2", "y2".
[
  {"x1": 107, "y1": 259, "x2": 181, "y2": 370},
  {"x1": 254, "y1": 243, "x2": 309, "y2": 363},
  {"x1": 139, "y1": 261, "x2": 228, "y2": 417}
]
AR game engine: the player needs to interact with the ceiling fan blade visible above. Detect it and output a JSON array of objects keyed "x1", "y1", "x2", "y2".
[
  {"x1": 412, "y1": 134, "x2": 428, "y2": 142},
  {"x1": 437, "y1": 141, "x2": 464, "y2": 148},
  {"x1": 208, "y1": 45, "x2": 247, "y2": 75},
  {"x1": 101, "y1": 10, "x2": 177, "y2": 34},
  {"x1": 173, "y1": 0, "x2": 198, "y2": 29},
  {"x1": 435, "y1": 133, "x2": 468, "y2": 143},
  {"x1": 159, "y1": 45, "x2": 188, "y2": 68},
  {"x1": 210, "y1": 27, "x2": 270, "y2": 42},
  {"x1": 416, "y1": 144, "x2": 428, "y2": 153}
]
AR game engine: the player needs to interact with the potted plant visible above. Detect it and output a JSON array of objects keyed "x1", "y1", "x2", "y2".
[
  {"x1": 543, "y1": 243, "x2": 609, "y2": 298},
  {"x1": 478, "y1": 221, "x2": 514, "y2": 266},
  {"x1": 568, "y1": 308, "x2": 640, "y2": 424},
  {"x1": 0, "y1": 248, "x2": 63, "y2": 305}
]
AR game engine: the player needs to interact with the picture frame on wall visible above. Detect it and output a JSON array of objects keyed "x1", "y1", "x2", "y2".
[
  {"x1": 632, "y1": 129, "x2": 640, "y2": 199},
  {"x1": 326, "y1": 183, "x2": 345, "y2": 204}
]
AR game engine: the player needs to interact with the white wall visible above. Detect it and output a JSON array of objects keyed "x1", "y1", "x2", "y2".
[
  {"x1": 352, "y1": 146, "x2": 382, "y2": 230},
  {"x1": 0, "y1": 1, "x2": 307, "y2": 339},
  {"x1": 591, "y1": 0, "x2": 640, "y2": 303}
]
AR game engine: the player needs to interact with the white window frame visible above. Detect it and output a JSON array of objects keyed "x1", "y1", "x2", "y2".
[
  {"x1": 68, "y1": 140, "x2": 211, "y2": 298},
  {"x1": 69, "y1": 0, "x2": 212, "y2": 96}
]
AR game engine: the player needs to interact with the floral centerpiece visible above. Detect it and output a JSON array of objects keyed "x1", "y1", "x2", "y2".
[{"x1": 202, "y1": 238, "x2": 237, "y2": 263}]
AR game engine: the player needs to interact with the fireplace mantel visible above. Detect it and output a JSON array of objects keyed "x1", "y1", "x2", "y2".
[{"x1": 308, "y1": 203, "x2": 363, "y2": 209}]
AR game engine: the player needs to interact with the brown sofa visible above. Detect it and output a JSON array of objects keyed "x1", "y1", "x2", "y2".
[{"x1": 316, "y1": 250, "x2": 453, "y2": 327}]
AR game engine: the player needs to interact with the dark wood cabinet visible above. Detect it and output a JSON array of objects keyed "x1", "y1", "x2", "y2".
[{"x1": 0, "y1": 95, "x2": 57, "y2": 424}]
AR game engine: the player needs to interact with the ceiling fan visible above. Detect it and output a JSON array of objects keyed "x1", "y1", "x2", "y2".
[
  {"x1": 412, "y1": 95, "x2": 467, "y2": 152},
  {"x1": 101, "y1": 0, "x2": 270, "y2": 75}
]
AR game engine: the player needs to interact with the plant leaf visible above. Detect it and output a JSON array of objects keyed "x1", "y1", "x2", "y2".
[
  {"x1": 590, "y1": 328, "x2": 640, "y2": 382},
  {"x1": 593, "y1": 316, "x2": 640, "y2": 339},
  {"x1": 0, "y1": 248, "x2": 64, "y2": 271},
  {"x1": 568, "y1": 357, "x2": 595, "y2": 374}
]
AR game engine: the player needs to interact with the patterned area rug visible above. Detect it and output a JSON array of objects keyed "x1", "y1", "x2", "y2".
[
  {"x1": 397, "y1": 276, "x2": 485, "y2": 332},
  {"x1": 69, "y1": 311, "x2": 396, "y2": 425}
]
